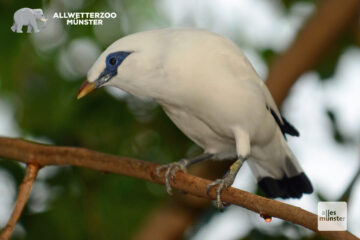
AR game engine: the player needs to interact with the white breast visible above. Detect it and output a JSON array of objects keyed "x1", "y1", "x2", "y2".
[{"x1": 161, "y1": 103, "x2": 237, "y2": 159}]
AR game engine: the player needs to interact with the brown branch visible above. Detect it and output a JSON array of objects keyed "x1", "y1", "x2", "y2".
[
  {"x1": 0, "y1": 163, "x2": 40, "y2": 240},
  {"x1": 0, "y1": 136, "x2": 358, "y2": 240},
  {"x1": 266, "y1": 0, "x2": 360, "y2": 106}
]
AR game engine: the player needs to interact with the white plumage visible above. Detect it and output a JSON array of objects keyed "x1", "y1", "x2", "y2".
[{"x1": 79, "y1": 28, "x2": 313, "y2": 206}]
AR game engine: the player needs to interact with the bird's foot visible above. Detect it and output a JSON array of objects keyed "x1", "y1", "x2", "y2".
[
  {"x1": 156, "y1": 159, "x2": 189, "y2": 195},
  {"x1": 206, "y1": 173, "x2": 236, "y2": 209}
]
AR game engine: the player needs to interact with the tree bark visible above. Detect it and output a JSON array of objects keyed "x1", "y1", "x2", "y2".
[{"x1": 0, "y1": 137, "x2": 358, "y2": 240}]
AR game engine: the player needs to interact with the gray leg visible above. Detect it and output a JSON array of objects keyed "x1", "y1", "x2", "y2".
[
  {"x1": 156, "y1": 153, "x2": 214, "y2": 194},
  {"x1": 206, "y1": 157, "x2": 245, "y2": 209},
  {"x1": 27, "y1": 24, "x2": 33, "y2": 33},
  {"x1": 11, "y1": 23, "x2": 16, "y2": 32},
  {"x1": 16, "y1": 24, "x2": 23, "y2": 33},
  {"x1": 30, "y1": 19, "x2": 39, "y2": 32}
]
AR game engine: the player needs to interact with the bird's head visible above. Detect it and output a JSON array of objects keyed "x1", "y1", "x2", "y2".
[{"x1": 77, "y1": 31, "x2": 165, "y2": 100}]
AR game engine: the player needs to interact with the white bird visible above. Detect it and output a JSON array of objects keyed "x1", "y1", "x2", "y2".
[{"x1": 77, "y1": 28, "x2": 313, "y2": 208}]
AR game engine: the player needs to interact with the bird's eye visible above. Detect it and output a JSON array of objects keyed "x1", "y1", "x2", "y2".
[{"x1": 109, "y1": 57, "x2": 117, "y2": 66}]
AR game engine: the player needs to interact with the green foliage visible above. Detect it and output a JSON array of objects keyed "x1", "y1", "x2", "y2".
[
  {"x1": 326, "y1": 109, "x2": 347, "y2": 144},
  {"x1": 0, "y1": 1, "x2": 191, "y2": 239},
  {"x1": 281, "y1": 0, "x2": 318, "y2": 12}
]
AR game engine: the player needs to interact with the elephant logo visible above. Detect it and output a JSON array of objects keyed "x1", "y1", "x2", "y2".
[{"x1": 11, "y1": 8, "x2": 48, "y2": 33}]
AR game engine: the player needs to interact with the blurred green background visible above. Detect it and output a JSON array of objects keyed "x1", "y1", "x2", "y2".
[
  {"x1": 1, "y1": 1, "x2": 193, "y2": 239},
  {"x1": 0, "y1": 0, "x2": 359, "y2": 239}
]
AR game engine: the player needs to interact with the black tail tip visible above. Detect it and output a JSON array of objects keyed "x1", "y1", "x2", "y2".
[{"x1": 258, "y1": 173, "x2": 313, "y2": 199}]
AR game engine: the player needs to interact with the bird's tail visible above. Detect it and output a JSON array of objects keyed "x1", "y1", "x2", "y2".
[
  {"x1": 248, "y1": 131, "x2": 313, "y2": 199},
  {"x1": 11, "y1": 23, "x2": 16, "y2": 32}
]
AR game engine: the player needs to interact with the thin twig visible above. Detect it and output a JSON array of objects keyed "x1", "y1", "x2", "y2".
[
  {"x1": 0, "y1": 163, "x2": 40, "y2": 240},
  {"x1": 0, "y1": 136, "x2": 358, "y2": 240}
]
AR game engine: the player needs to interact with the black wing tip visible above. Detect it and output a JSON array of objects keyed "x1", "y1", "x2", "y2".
[
  {"x1": 282, "y1": 116, "x2": 300, "y2": 137},
  {"x1": 258, "y1": 173, "x2": 313, "y2": 199},
  {"x1": 268, "y1": 107, "x2": 300, "y2": 137}
]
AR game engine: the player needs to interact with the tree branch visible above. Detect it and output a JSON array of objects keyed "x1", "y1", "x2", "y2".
[
  {"x1": 0, "y1": 136, "x2": 358, "y2": 240},
  {"x1": 267, "y1": 0, "x2": 360, "y2": 106},
  {"x1": 0, "y1": 163, "x2": 39, "y2": 240}
]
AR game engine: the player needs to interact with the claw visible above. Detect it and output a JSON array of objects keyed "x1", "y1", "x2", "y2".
[
  {"x1": 206, "y1": 177, "x2": 234, "y2": 209},
  {"x1": 206, "y1": 179, "x2": 219, "y2": 195},
  {"x1": 206, "y1": 179, "x2": 227, "y2": 209},
  {"x1": 155, "y1": 160, "x2": 188, "y2": 195},
  {"x1": 206, "y1": 158, "x2": 243, "y2": 209},
  {"x1": 170, "y1": 162, "x2": 187, "y2": 181},
  {"x1": 156, "y1": 165, "x2": 167, "y2": 176}
]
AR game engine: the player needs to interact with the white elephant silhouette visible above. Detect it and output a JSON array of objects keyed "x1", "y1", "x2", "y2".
[{"x1": 11, "y1": 8, "x2": 47, "y2": 33}]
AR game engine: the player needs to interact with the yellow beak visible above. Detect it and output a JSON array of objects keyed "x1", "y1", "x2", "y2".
[
  {"x1": 40, "y1": 18, "x2": 48, "y2": 22},
  {"x1": 77, "y1": 80, "x2": 96, "y2": 99}
]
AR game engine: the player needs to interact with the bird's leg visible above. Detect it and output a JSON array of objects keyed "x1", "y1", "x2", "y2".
[
  {"x1": 156, "y1": 153, "x2": 214, "y2": 194},
  {"x1": 206, "y1": 157, "x2": 245, "y2": 209}
]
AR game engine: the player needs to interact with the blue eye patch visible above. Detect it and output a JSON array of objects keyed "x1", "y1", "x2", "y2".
[
  {"x1": 95, "y1": 51, "x2": 132, "y2": 87},
  {"x1": 105, "y1": 51, "x2": 132, "y2": 72}
]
